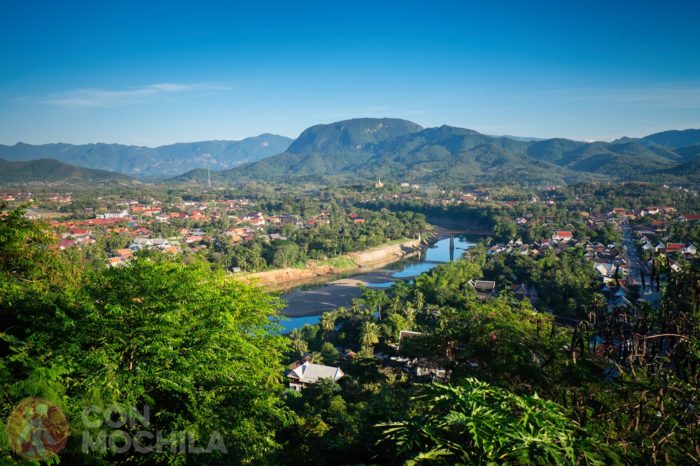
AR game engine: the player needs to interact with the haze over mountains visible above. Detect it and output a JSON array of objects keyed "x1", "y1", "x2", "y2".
[
  {"x1": 0, "y1": 134, "x2": 292, "y2": 179},
  {"x1": 2, "y1": 118, "x2": 700, "y2": 186}
]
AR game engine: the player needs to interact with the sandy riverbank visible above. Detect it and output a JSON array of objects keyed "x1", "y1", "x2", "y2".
[
  {"x1": 280, "y1": 269, "x2": 410, "y2": 316},
  {"x1": 237, "y1": 238, "x2": 422, "y2": 291}
]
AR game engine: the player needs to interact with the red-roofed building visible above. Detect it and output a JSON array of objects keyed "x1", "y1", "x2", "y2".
[
  {"x1": 106, "y1": 257, "x2": 126, "y2": 268},
  {"x1": 115, "y1": 249, "x2": 134, "y2": 260},
  {"x1": 142, "y1": 208, "x2": 162, "y2": 217},
  {"x1": 552, "y1": 230, "x2": 573, "y2": 242},
  {"x1": 612, "y1": 208, "x2": 626, "y2": 216},
  {"x1": 68, "y1": 228, "x2": 90, "y2": 237},
  {"x1": 666, "y1": 243, "x2": 685, "y2": 253}
]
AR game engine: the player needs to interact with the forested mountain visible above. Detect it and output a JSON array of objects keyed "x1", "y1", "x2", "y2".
[
  {"x1": 0, "y1": 134, "x2": 292, "y2": 178},
  {"x1": 0, "y1": 158, "x2": 133, "y2": 183},
  {"x1": 4, "y1": 119, "x2": 700, "y2": 186},
  {"x1": 176, "y1": 119, "x2": 700, "y2": 186},
  {"x1": 639, "y1": 128, "x2": 700, "y2": 149}
]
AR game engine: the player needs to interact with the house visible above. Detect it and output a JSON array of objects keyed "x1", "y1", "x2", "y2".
[
  {"x1": 684, "y1": 243, "x2": 697, "y2": 256},
  {"x1": 68, "y1": 228, "x2": 90, "y2": 237},
  {"x1": 130, "y1": 237, "x2": 153, "y2": 250},
  {"x1": 413, "y1": 358, "x2": 451, "y2": 381},
  {"x1": 115, "y1": 248, "x2": 134, "y2": 260},
  {"x1": 248, "y1": 217, "x2": 266, "y2": 227},
  {"x1": 611, "y1": 208, "x2": 626, "y2": 217},
  {"x1": 468, "y1": 279, "x2": 496, "y2": 294},
  {"x1": 142, "y1": 208, "x2": 161, "y2": 217},
  {"x1": 99, "y1": 210, "x2": 129, "y2": 219},
  {"x1": 552, "y1": 230, "x2": 573, "y2": 242},
  {"x1": 398, "y1": 330, "x2": 424, "y2": 353},
  {"x1": 226, "y1": 227, "x2": 250, "y2": 237},
  {"x1": 106, "y1": 257, "x2": 126, "y2": 268},
  {"x1": 511, "y1": 283, "x2": 537, "y2": 302},
  {"x1": 678, "y1": 214, "x2": 700, "y2": 222},
  {"x1": 594, "y1": 262, "x2": 621, "y2": 279},
  {"x1": 651, "y1": 220, "x2": 666, "y2": 232},
  {"x1": 130, "y1": 237, "x2": 172, "y2": 251},
  {"x1": 666, "y1": 243, "x2": 685, "y2": 253},
  {"x1": 163, "y1": 246, "x2": 179, "y2": 254},
  {"x1": 287, "y1": 362, "x2": 344, "y2": 391}
]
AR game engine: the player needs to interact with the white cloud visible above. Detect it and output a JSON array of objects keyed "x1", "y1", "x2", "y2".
[{"x1": 39, "y1": 82, "x2": 231, "y2": 108}]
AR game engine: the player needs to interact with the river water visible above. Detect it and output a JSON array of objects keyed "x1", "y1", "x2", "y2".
[{"x1": 277, "y1": 235, "x2": 476, "y2": 333}]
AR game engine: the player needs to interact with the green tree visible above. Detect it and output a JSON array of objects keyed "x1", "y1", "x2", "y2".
[
  {"x1": 359, "y1": 321, "x2": 380, "y2": 348},
  {"x1": 320, "y1": 311, "x2": 337, "y2": 339},
  {"x1": 1, "y1": 210, "x2": 294, "y2": 464},
  {"x1": 320, "y1": 342, "x2": 339, "y2": 365},
  {"x1": 379, "y1": 378, "x2": 612, "y2": 465},
  {"x1": 289, "y1": 329, "x2": 309, "y2": 356}
]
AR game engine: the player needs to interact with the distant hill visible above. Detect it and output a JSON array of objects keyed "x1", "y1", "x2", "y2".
[
  {"x1": 178, "y1": 118, "x2": 698, "y2": 187},
  {"x1": 0, "y1": 159, "x2": 133, "y2": 184},
  {"x1": 0, "y1": 134, "x2": 292, "y2": 178},
  {"x1": 674, "y1": 144, "x2": 700, "y2": 162},
  {"x1": 656, "y1": 158, "x2": 700, "y2": 186},
  {"x1": 640, "y1": 129, "x2": 700, "y2": 149},
  {"x1": 6, "y1": 120, "x2": 699, "y2": 187}
]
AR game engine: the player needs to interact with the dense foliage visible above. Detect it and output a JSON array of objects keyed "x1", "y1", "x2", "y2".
[
  {"x1": 1, "y1": 200, "x2": 699, "y2": 464},
  {"x1": 0, "y1": 208, "x2": 291, "y2": 464}
]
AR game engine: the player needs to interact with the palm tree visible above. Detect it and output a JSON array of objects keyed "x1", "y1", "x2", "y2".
[
  {"x1": 289, "y1": 329, "x2": 308, "y2": 356},
  {"x1": 320, "y1": 311, "x2": 337, "y2": 334},
  {"x1": 359, "y1": 320, "x2": 380, "y2": 348},
  {"x1": 404, "y1": 307, "x2": 416, "y2": 330}
]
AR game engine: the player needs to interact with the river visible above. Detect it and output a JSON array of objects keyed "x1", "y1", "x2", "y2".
[{"x1": 277, "y1": 235, "x2": 476, "y2": 333}]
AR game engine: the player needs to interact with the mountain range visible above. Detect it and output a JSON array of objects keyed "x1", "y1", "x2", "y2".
[
  {"x1": 0, "y1": 134, "x2": 292, "y2": 179},
  {"x1": 0, "y1": 159, "x2": 133, "y2": 184},
  {"x1": 2, "y1": 118, "x2": 700, "y2": 187},
  {"x1": 176, "y1": 119, "x2": 700, "y2": 186}
]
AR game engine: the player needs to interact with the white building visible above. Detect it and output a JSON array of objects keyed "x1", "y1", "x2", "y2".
[{"x1": 287, "y1": 362, "x2": 344, "y2": 391}]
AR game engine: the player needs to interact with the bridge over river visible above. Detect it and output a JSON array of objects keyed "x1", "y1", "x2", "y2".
[{"x1": 277, "y1": 235, "x2": 477, "y2": 333}]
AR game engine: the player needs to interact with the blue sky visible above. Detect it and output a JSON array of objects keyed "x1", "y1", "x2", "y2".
[{"x1": 1, "y1": 0, "x2": 699, "y2": 146}]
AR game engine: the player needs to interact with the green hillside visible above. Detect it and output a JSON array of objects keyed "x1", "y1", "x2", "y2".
[
  {"x1": 0, "y1": 134, "x2": 292, "y2": 178},
  {"x1": 191, "y1": 119, "x2": 699, "y2": 187},
  {"x1": 0, "y1": 158, "x2": 133, "y2": 184}
]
